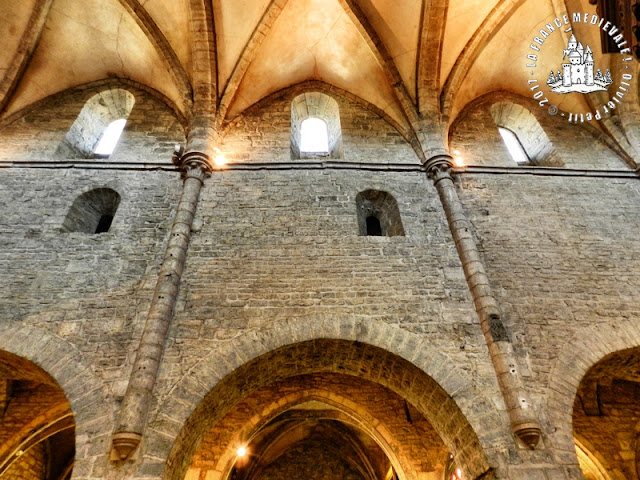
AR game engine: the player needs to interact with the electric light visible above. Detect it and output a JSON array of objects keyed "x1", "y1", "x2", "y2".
[
  {"x1": 213, "y1": 147, "x2": 227, "y2": 167},
  {"x1": 237, "y1": 446, "x2": 247, "y2": 457},
  {"x1": 453, "y1": 155, "x2": 466, "y2": 167}
]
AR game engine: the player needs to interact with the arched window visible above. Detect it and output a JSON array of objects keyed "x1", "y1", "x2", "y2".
[
  {"x1": 300, "y1": 118, "x2": 329, "y2": 154},
  {"x1": 94, "y1": 119, "x2": 127, "y2": 157},
  {"x1": 56, "y1": 89, "x2": 135, "y2": 159},
  {"x1": 291, "y1": 92, "x2": 342, "y2": 159},
  {"x1": 356, "y1": 190, "x2": 404, "y2": 237},
  {"x1": 498, "y1": 127, "x2": 529, "y2": 165},
  {"x1": 61, "y1": 188, "x2": 121, "y2": 234},
  {"x1": 490, "y1": 102, "x2": 564, "y2": 167}
]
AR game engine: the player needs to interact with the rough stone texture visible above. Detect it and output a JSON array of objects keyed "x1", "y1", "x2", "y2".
[
  {"x1": 253, "y1": 442, "x2": 367, "y2": 480},
  {"x1": 1, "y1": 78, "x2": 639, "y2": 480},
  {"x1": 55, "y1": 88, "x2": 136, "y2": 159},
  {"x1": 450, "y1": 93, "x2": 628, "y2": 170},
  {"x1": 222, "y1": 89, "x2": 417, "y2": 164},
  {"x1": 1, "y1": 442, "x2": 47, "y2": 480},
  {"x1": 0, "y1": 351, "x2": 74, "y2": 480},
  {"x1": 572, "y1": 348, "x2": 640, "y2": 480},
  {"x1": 290, "y1": 92, "x2": 343, "y2": 159},
  {"x1": 0, "y1": 80, "x2": 185, "y2": 164},
  {"x1": 190, "y1": 374, "x2": 447, "y2": 480}
]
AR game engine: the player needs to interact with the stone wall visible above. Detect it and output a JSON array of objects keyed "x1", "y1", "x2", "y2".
[
  {"x1": 0, "y1": 81, "x2": 639, "y2": 480},
  {"x1": 457, "y1": 173, "x2": 640, "y2": 396},
  {"x1": 222, "y1": 88, "x2": 418, "y2": 164},
  {"x1": 0, "y1": 80, "x2": 185, "y2": 164},
  {"x1": 450, "y1": 93, "x2": 628, "y2": 170},
  {"x1": 0, "y1": 167, "x2": 181, "y2": 396},
  {"x1": 2, "y1": 442, "x2": 47, "y2": 480}
]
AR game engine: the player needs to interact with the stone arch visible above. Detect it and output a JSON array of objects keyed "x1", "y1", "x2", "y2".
[
  {"x1": 0, "y1": 77, "x2": 188, "y2": 129},
  {"x1": 546, "y1": 319, "x2": 640, "y2": 478},
  {"x1": 192, "y1": 386, "x2": 427, "y2": 480},
  {"x1": 61, "y1": 187, "x2": 121, "y2": 234},
  {"x1": 221, "y1": 80, "x2": 422, "y2": 162},
  {"x1": 489, "y1": 101, "x2": 563, "y2": 166},
  {"x1": 356, "y1": 189, "x2": 405, "y2": 237},
  {"x1": 0, "y1": 323, "x2": 112, "y2": 479},
  {"x1": 149, "y1": 318, "x2": 505, "y2": 480},
  {"x1": 574, "y1": 437, "x2": 613, "y2": 480},
  {"x1": 290, "y1": 92, "x2": 343, "y2": 159},
  {"x1": 55, "y1": 88, "x2": 135, "y2": 159}
]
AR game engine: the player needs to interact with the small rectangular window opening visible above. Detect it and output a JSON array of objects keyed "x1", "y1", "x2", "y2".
[
  {"x1": 366, "y1": 216, "x2": 382, "y2": 236},
  {"x1": 95, "y1": 215, "x2": 114, "y2": 234}
]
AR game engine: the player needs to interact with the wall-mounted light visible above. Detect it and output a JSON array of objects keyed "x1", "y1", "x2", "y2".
[
  {"x1": 452, "y1": 149, "x2": 466, "y2": 167},
  {"x1": 237, "y1": 446, "x2": 247, "y2": 457},
  {"x1": 213, "y1": 147, "x2": 227, "y2": 167}
]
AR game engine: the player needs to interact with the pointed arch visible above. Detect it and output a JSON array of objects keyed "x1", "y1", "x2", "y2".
[
  {"x1": 0, "y1": 324, "x2": 112, "y2": 473},
  {"x1": 0, "y1": 77, "x2": 188, "y2": 130},
  {"x1": 147, "y1": 317, "x2": 504, "y2": 480},
  {"x1": 116, "y1": 0, "x2": 193, "y2": 109},
  {"x1": 546, "y1": 319, "x2": 640, "y2": 473},
  {"x1": 0, "y1": 0, "x2": 55, "y2": 117},
  {"x1": 221, "y1": 80, "x2": 425, "y2": 162},
  {"x1": 440, "y1": 0, "x2": 526, "y2": 120},
  {"x1": 188, "y1": 386, "x2": 437, "y2": 480},
  {"x1": 216, "y1": 0, "x2": 290, "y2": 128},
  {"x1": 417, "y1": 0, "x2": 449, "y2": 115}
]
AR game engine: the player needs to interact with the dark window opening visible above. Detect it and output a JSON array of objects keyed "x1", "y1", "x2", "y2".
[
  {"x1": 61, "y1": 188, "x2": 120, "y2": 234},
  {"x1": 95, "y1": 215, "x2": 114, "y2": 234},
  {"x1": 356, "y1": 190, "x2": 405, "y2": 237},
  {"x1": 366, "y1": 216, "x2": 382, "y2": 236}
]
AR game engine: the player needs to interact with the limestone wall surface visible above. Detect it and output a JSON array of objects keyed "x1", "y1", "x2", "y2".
[{"x1": 0, "y1": 82, "x2": 638, "y2": 480}]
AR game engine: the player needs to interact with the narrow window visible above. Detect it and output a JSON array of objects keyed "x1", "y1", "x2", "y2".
[
  {"x1": 291, "y1": 93, "x2": 342, "y2": 159},
  {"x1": 366, "y1": 216, "x2": 382, "y2": 236},
  {"x1": 300, "y1": 118, "x2": 329, "y2": 154},
  {"x1": 356, "y1": 190, "x2": 404, "y2": 237},
  {"x1": 490, "y1": 102, "x2": 563, "y2": 166},
  {"x1": 95, "y1": 214, "x2": 114, "y2": 234},
  {"x1": 498, "y1": 127, "x2": 529, "y2": 165},
  {"x1": 94, "y1": 119, "x2": 127, "y2": 157}
]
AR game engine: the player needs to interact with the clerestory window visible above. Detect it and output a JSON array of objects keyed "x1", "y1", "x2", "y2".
[
  {"x1": 300, "y1": 118, "x2": 329, "y2": 154},
  {"x1": 56, "y1": 89, "x2": 135, "y2": 159},
  {"x1": 291, "y1": 92, "x2": 343, "y2": 159},
  {"x1": 498, "y1": 127, "x2": 529, "y2": 165},
  {"x1": 94, "y1": 119, "x2": 127, "y2": 157}
]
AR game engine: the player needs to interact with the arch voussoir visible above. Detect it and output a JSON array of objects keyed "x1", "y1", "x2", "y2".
[{"x1": 151, "y1": 317, "x2": 507, "y2": 480}]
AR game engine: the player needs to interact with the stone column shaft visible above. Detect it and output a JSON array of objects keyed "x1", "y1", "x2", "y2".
[
  {"x1": 427, "y1": 156, "x2": 542, "y2": 449},
  {"x1": 111, "y1": 153, "x2": 212, "y2": 462}
]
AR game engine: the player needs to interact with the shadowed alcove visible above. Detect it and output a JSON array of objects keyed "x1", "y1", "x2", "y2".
[
  {"x1": 165, "y1": 340, "x2": 492, "y2": 480},
  {"x1": 0, "y1": 350, "x2": 75, "y2": 480}
]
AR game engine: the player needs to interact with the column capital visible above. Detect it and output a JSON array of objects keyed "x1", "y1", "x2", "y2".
[
  {"x1": 424, "y1": 154, "x2": 454, "y2": 184},
  {"x1": 173, "y1": 149, "x2": 214, "y2": 182}
]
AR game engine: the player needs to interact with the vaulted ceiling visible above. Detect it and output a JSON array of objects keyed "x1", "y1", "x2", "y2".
[{"x1": 0, "y1": 0, "x2": 625, "y2": 133}]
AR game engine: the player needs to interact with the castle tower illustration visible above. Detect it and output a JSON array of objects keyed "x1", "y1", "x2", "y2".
[{"x1": 548, "y1": 33, "x2": 611, "y2": 93}]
